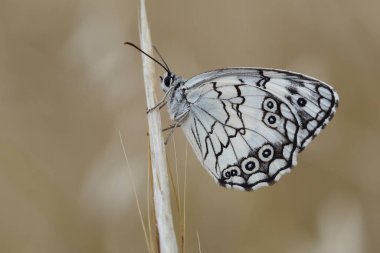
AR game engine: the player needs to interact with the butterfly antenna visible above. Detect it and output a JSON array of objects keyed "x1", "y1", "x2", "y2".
[
  {"x1": 153, "y1": 45, "x2": 171, "y2": 73},
  {"x1": 125, "y1": 42, "x2": 170, "y2": 73}
]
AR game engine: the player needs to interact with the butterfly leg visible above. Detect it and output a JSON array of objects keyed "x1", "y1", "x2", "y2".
[
  {"x1": 158, "y1": 101, "x2": 167, "y2": 110},
  {"x1": 163, "y1": 112, "x2": 188, "y2": 144},
  {"x1": 164, "y1": 122, "x2": 180, "y2": 145},
  {"x1": 146, "y1": 123, "x2": 180, "y2": 144},
  {"x1": 146, "y1": 90, "x2": 171, "y2": 113},
  {"x1": 146, "y1": 122, "x2": 178, "y2": 137},
  {"x1": 147, "y1": 101, "x2": 167, "y2": 113},
  {"x1": 162, "y1": 123, "x2": 181, "y2": 132}
]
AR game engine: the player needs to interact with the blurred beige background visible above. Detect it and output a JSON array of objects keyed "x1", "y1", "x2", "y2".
[{"x1": 1, "y1": 0, "x2": 379, "y2": 252}]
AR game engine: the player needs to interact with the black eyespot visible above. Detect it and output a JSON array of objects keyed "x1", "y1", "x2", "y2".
[
  {"x1": 297, "y1": 97, "x2": 307, "y2": 107},
  {"x1": 268, "y1": 115, "x2": 276, "y2": 124},
  {"x1": 164, "y1": 76, "x2": 171, "y2": 87},
  {"x1": 223, "y1": 166, "x2": 241, "y2": 179},
  {"x1": 263, "y1": 98, "x2": 277, "y2": 112},
  {"x1": 245, "y1": 161, "x2": 256, "y2": 171},
  {"x1": 262, "y1": 149, "x2": 271, "y2": 158},
  {"x1": 241, "y1": 157, "x2": 259, "y2": 174},
  {"x1": 258, "y1": 144, "x2": 274, "y2": 162}
]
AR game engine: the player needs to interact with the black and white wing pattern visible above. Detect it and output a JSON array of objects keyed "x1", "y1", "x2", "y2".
[{"x1": 180, "y1": 68, "x2": 339, "y2": 190}]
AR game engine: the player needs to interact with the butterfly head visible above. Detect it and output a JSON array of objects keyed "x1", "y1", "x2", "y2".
[
  {"x1": 124, "y1": 42, "x2": 177, "y2": 92},
  {"x1": 160, "y1": 72, "x2": 177, "y2": 92}
]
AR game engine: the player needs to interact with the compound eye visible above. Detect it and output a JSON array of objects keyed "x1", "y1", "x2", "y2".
[{"x1": 164, "y1": 75, "x2": 171, "y2": 87}]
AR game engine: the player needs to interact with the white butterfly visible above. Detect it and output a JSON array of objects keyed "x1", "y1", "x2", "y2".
[{"x1": 127, "y1": 43, "x2": 339, "y2": 191}]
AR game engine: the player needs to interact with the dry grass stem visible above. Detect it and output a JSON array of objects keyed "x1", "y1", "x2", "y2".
[
  {"x1": 196, "y1": 231, "x2": 202, "y2": 253},
  {"x1": 182, "y1": 144, "x2": 189, "y2": 253},
  {"x1": 118, "y1": 131, "x2": 152, "y2": 253},
  {"x1": 138, "y1": 0, "x2": 178, "y2": 252}
]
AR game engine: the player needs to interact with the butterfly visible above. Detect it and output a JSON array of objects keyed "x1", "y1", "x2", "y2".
[{"x1": 126, "y1": 42, "x2": 339, "y2": 191}]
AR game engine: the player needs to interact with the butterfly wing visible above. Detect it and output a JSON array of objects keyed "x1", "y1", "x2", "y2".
[{"x1": 180, "y1": 68, "x2": 338, "y2": 190}]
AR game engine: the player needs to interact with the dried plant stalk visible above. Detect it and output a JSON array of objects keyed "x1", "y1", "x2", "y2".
[{"x1": 138, "y1": 0, "x2": 178, "y2": 252}]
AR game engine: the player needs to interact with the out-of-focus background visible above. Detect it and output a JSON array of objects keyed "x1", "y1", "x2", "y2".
[{"x1": 1, "y1": 0, "x2": 379, "y2": 252}]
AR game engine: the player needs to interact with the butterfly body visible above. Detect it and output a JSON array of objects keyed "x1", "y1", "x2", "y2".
[
  {"x1": 163, "y1": 76, "x2": 190, "y2": 121},
  {"x1": 160, "y1": 68, "x2": 339, "y2": 191}
]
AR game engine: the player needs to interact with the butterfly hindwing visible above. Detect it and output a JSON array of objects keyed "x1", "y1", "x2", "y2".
[
  {"x1": 182, "y1": 80, "x2": 300, "y2": 190},
  {"x1": 180, "y1": 68, "x2": 338, "y2": 190}
]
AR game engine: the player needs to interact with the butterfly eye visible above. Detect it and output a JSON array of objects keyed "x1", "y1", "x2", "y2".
[{"x1": 164, "y1": 75, "x2": 172, "y2": 87}]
